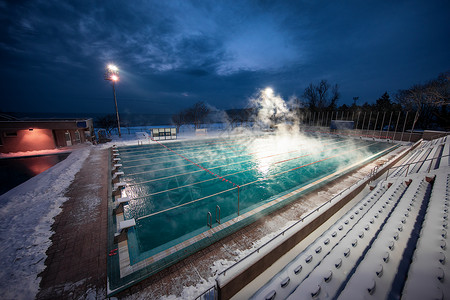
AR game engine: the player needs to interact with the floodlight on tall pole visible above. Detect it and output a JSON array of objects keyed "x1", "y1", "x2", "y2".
[{"x1": 105, "y1": 64, "x2": 122, "y2": 138}]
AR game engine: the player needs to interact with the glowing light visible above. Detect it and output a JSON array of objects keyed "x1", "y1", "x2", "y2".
[
  {"x1": 20, "y1": 129, "x2": 55, "y2": 151},
  {"x1": 28, "y1": 159, "x2": 55, "y2": 176},
  {"x1": 111, "y1": 74, "x2": 119, "y2": 81},
  {"x1": 264, "y1": 87, "x2": 274, "y2": 97},
  {"x1": 108, "y1": 64, "x2": 118, "y2": 72},
  {"x1": 257, "y1": 163, "x2": 271, "y2": 177}
]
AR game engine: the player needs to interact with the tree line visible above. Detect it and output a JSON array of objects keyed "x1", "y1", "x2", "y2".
[
  {"x1": 172, "y1": 71, "x2": 448, "y2": 131},
  {"x1": 96, "y1": 71, "x2": 449, "y2": 133}
]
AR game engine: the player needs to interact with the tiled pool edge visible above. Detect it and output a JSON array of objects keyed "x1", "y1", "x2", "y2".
[{"x1": 107, "y1": 143, "x2": 399, "y2": 296}]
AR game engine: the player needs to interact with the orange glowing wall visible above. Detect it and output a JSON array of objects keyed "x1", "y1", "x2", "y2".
[{"x1": 1, "y1": 129, "x2": 56, "y2": 153}]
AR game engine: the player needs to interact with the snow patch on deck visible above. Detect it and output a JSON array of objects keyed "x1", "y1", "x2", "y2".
[{"x1": 0, "y1": 146, "x2": 91, "y2": 299}]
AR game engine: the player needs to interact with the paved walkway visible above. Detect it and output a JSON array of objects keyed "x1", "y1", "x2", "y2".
[{"x1": 37, "y1": 147, "x2": 108, "y2": 299}]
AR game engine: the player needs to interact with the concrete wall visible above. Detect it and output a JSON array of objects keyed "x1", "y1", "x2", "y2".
[
  {"x1": 0, "y1": 119, "x2": 93, "y2": 153},
  {"x1": 54, "y1": 129, "x2": 89, "y2": 147},
  {"x1": 422, "y1": 130, "x2": 449, "y2": 140},
  {"x1": 303, "y1": 126, "x2": 443, "y2": 142}
]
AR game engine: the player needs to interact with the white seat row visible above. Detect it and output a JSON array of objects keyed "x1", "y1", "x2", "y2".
[
  {"x1": 251, "y1": 183, "x2": 389, "y2": 299},
  {"x1": 252, "y1": 180, "x2": 409, "y2": 300},
  {"x1": 402, "y1": 172, "x2": 450, "y2": 299},
  {"x1": 285, "y1": 180, "x2": 410, "y2": 299},
  {"x1": 440, "y1": 138, "x2": 450, "y2": 170},
  {"x1": 388, "y1": 149, "x2": 423, "y2": 178},
  {"x1": 389, "y1": 136, "x2": 449, "y2": 179},
  {"x1": 338, "y1": 177, "x2": 431, "y2": 299}
]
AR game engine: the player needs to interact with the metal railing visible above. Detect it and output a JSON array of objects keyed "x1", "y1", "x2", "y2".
[
  {"x1": 195, "y1": 285, "x2": 217, "y2": 300},
  {"x1": 385, "y1": 153, "x2": 449, "y2": 179},
  {"x1": 216, "y1": 169, "x2": 380, "y2": 278},
  {"x1": 216, "y1": 205, "x2": 221, "y2": 224},
  {"x1": 207, "y1": 212, "x2": 212, "y2": 228}
]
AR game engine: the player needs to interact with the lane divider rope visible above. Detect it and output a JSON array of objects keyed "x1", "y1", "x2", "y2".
[
  {"x1": 150, "y1": 137, "x2": 241, "y2": 188},
  {"x1": 128, "y1": 138, "x2": 342, "y2": 186},
  {"x1": 129, "y1": 140, "x2": 353, "y2": 199},
  {"x1": 136, "y1": 140, "x2": 383, "y2": 220}
]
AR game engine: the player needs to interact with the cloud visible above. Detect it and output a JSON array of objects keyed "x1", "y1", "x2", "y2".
[
  {"x1": 0, "y1": 0, "x2": 449, "y2": 114},
  {"x1": 0, "y1": 1, "x2": 306, "y2": 75},
  {"x1": 217, "y1": 20, "x2": 301, "y2": 75}
]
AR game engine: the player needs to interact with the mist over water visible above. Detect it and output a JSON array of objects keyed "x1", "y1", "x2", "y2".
[
  {"x1": 244, "y1": 87, "x2": 373, "y2": 166},
  {"x1": 120, "y1": 88, "x2": 390, "y2": 257}
]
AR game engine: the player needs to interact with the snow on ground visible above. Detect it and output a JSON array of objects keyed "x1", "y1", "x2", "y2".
[{"x1": 0, "y1": 146, "x2": 91, "y2": 300}]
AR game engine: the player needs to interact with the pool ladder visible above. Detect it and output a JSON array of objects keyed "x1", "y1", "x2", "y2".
[{"x1": 207, "y1": 205, "x2": 221, "y2": 228}]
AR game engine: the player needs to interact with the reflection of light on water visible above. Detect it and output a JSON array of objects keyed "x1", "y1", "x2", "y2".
[
  {"x1": 252, "y1": 135, "x2": 299, "y2": 178},
  {"x1": 250, "y1": 134, "x2": 328, "y2": 178},
  {"x1": 257, "y1": 161, "x2": 271, "y2": 177},
  {"x1": 28, "y1": 159, "x2": 55, "y2": 175}
]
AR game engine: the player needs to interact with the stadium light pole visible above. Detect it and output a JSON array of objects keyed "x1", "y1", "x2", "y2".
[{"x1": 105, "y1": 64, "x2": 122, "y2": 138}]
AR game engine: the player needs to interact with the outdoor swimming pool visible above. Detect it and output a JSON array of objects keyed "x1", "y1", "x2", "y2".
[{"x1": 114, "y1": 133, "x2": 396, "y2": 264}]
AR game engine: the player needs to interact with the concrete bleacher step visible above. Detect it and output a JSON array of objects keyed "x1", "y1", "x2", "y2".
[
  {"x1": 402, "y1": 173, "x2": 450, "y2": 299},
  {"x1": 418, "y1": 145, "x2": 440, "y2": 173},
  {"x1": 389, "y1": 148, "x2": 423, "y2": 178},
  {"x1": 338, "y1": 177, "x2": 432, "y2": 300},
  {"x1": 409, "y1": 148, "x2": 433, "y2": 175},
  {"x1": 285, "y1": 180, "x2": 409, "y2": 300},
  {"x1": 252, "y1": 180, "x2": 408, "y2": 300},
  {"x1": 388, "y1": 137, "x2": 449, "y2": 179},
  {"x1": 441, "y1": 140, "x2": 450, "y2": 170}
]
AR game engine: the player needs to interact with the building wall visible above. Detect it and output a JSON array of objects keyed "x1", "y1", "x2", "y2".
[
  {"x1": 53, "y1": 129, "x2": 89, "y2": 147},
  {"x1": 0, "y1": 128, "x2": 56, "y2": 153},
  {"x1": 0, "y1": 118, "x2": 94, "y2": 153}
]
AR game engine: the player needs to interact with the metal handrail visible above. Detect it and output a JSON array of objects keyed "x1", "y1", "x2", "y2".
[
  {"x1": 217, "y1": 169, "x2": 377, "y2": 277},
  {"x1": 207, "y1": 212, "x2": 212, "y2": 228},
  {"x1": 216, "y1": 205, "x2": 221, "y2": 224},
  {"x1": 195, "y1": 285, "x2": 217, "y2": 300},
  {"x1": 384, "y1": 153, "x2": 449, "y2": 179}
]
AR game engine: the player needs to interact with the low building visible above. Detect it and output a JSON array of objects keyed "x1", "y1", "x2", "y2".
[
  {"x1": 0, "y1": 117, "x2": 94, "y2": 153},
  {"x1": 330, "y1": 120, "x2": 354, "y2": 130}
]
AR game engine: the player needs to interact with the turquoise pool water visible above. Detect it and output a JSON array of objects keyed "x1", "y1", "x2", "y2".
[{"x1": 117, "y1": 133, "x2": 393, "y2": 263}]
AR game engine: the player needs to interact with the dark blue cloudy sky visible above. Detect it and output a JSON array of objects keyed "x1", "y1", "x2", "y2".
[{"x1": 1, "y1": 0, "x2": 449, "y2": 115}]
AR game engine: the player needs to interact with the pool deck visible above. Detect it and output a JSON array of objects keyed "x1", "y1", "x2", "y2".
[
  {"x1": 36, "y1": 143, "x2": 405, "y2": 299},
  {"x1": 37, "y1": 147, "x2": 109, "y2": 299}
]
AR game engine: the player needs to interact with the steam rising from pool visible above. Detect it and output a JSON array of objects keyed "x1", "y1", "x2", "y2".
[
  {"x1": 117, "y1": 87, "x2": 389, "y2": 261},
  {"x1": 242, "y1": 87, "x2": 372, "y2": 172}
]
